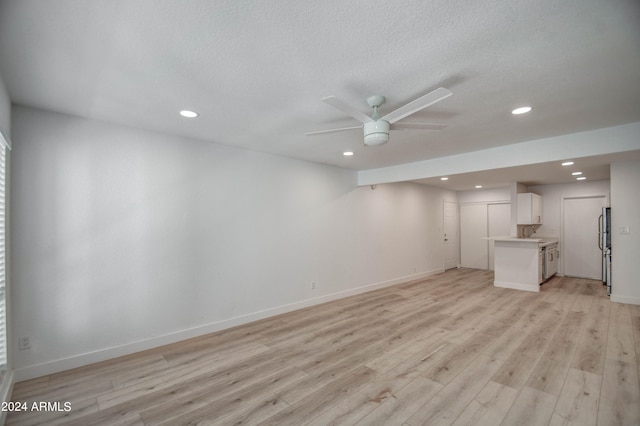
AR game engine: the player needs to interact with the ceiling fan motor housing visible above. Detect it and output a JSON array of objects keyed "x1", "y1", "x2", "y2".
[{"x1": 364, "y1": 120, "x2": 390, "y2": 146}]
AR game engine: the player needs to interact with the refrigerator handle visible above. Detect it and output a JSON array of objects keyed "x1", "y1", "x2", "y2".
[{"x1": 598, "y1": 214, "x2": 603, "y2": 251}]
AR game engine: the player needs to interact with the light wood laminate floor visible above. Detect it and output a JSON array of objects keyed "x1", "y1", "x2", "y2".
[{"x1": 7, "y1": 268, "x2": 640, "y2": 425}]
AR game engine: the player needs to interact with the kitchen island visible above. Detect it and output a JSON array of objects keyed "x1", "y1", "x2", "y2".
[{"x1": 492, "y1": 237, "x2": 557, "y2": 292}]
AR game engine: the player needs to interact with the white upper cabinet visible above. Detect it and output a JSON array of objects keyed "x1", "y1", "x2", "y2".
[{"x1": 517, "y1": 193, "x2": 542, "y2": 224}]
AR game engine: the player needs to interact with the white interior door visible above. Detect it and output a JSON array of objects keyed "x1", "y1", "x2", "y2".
[
  {"x1": 488, "y1": 203, "x2": 511, "y2": 271},
  {"x1": 443, "y1": 201, "x2": 459, "y2": 270},
  {"x1": 563, "y1": 196, "x2": 606, "y2": 279},
  {"x1": 460, "y1": 204, "x2": 488, "y2": 269}
]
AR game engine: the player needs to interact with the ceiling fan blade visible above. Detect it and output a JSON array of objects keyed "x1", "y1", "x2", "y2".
[
  {"x1": 304, "y1": 125, "x2": 363, "y2": 136},
  {"x1": 391, "y1": 122, "x2": 447, "y2": 131},
  {"x1": 322, "y1": 96, "x2": 374, "y2": 123},
  {"x1": 381, "y1": 87, "x2": 452, "y2": 124}
]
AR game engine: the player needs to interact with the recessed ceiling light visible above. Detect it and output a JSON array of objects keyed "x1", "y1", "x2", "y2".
[
  {"x1": 562, "y1": 161, "x2": 574, "y2": 166},
  {"x1": 179, "y1": 110, "x2": 199, "y2": 118},
  {"x1": 576, "y1": 177, "x2": 587, "y2": 181},
  {"x1": 571, "y1": 171, "x2": 582, "y2": 176},
  {"x1": 440, "y1": 177, "x2": 449, "y2": 181},
  {"x1": 512, "y1": 106, "x2": 532, "y2": 115},
  {"x1": 343, "y1": 151, "x2": 354, "y2": 156},
  {"x1": 475, "y1": 185, "x2": 483, "y2": 189}
]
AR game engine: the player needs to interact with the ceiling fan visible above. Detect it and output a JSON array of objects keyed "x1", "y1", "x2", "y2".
[{"x1": 305, "y1": 87, "x2": 452, "y2": 146}]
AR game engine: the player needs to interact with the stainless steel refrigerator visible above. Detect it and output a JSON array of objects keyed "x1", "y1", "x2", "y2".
[{"x1": 599, "y1": 207, "x2": 612, "y2": 295}]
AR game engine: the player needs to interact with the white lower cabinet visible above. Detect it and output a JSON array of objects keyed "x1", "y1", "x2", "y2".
[{"x1": 493, "y1": 239, "x2": 542, "y2": 292}]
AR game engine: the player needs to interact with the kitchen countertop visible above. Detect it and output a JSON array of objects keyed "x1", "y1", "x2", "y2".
[{"x1": 490, "y1": 236, "x2": 558, "y2": 247}]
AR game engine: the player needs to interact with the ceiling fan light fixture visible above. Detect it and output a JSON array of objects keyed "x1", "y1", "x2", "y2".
[
  {"x1": 309, "y1": 87, "x2": 451, "y2": 146},
  {"x1": 363, "y1": 120, "x2": 390, "y2": 146}
]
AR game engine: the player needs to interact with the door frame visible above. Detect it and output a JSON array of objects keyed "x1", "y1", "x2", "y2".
[{"x1": 443, "y1": 200, "x2": 460, "y2": 270}]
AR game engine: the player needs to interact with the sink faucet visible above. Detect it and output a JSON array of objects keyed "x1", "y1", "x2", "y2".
[{"x1": 522, "y1": 225, "x2": 535, "y2": 238}]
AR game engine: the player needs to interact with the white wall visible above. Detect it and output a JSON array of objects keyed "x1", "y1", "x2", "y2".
[
  {"x1": 610, "y1": 160, "x2": 640, "y2": 305},
  {"x1": 10, "y1": 106, "x2": 456, "y2": 380},
  {"x1": 457, "y1": 186, "x2": 510, "y2": 205},
  {"x1": 512, "y1": 182, "x2": 529, "y2": 237},
  {"x1": 0, "y1": 74, "x2": 9, "y2": 141}
]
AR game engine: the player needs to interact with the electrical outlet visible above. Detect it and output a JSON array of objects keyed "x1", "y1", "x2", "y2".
[{"x1": 19, "y1": 336, "x2": 31, "y2": 350}]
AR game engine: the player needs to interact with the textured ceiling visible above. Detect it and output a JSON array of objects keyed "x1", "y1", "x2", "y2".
[{"x1": 1, "y1": 0, "x2": 639, "y2": 185}]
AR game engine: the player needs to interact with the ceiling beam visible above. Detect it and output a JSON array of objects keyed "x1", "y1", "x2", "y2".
[{"x1": 357, "y1": 122, "x2": 640, "y2": 186}]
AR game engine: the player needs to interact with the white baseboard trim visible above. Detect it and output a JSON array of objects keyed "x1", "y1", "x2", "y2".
[
  {"x1": 0, "y1": 369, "x2": 15, "y2": 425},
  {"x1": 494, "y1": 280, "x2": 540, "y2": 293},
  {"x1": 14, "y1": 268, "x2": 444, "y2": 382},
  {"x1": 610, "y1": 294, "x2": 640, "y2": 305}
]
